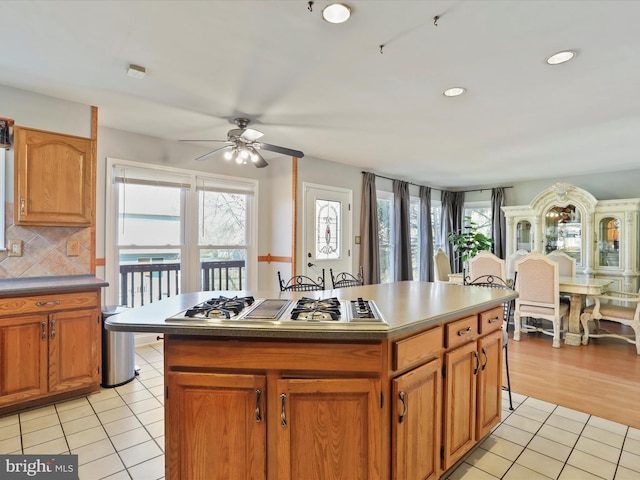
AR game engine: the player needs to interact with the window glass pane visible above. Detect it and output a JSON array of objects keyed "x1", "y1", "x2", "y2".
[
  {"x1": 200, "y1": 248, "x2": 246, "y2": 290},
  {"x1": 377, "y1": 193, "x2": 393, "y2": 283},
  {"x1": 315, "y1": 199, "x2": 340, "y2": 260},
  {"x1": 463, "y1": 205, "x2": 492, "y2": 239},
  {"x1": 199, "y1": 191, "x2": 248, "y2": 246},
  {"x1": 431, "y1": 203, "x2": 442, "y2": 253},
  {"x1": 118, "y1": 183, "x2": 182, "y2": 246},
  {"x1": 410, "y1": 197, "x2": 420, "y2": 280}
]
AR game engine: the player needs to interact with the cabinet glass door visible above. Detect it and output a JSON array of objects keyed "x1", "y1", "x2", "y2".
[
  {"x1": 598, "y1": 217, "x2": 620, "y2": 267},
  {"x1": 516, "y1": 220, "x2": 532, "y2": 251},
  {"x1": 544, "y1": 205, "x2": 581, "y2": 266}
]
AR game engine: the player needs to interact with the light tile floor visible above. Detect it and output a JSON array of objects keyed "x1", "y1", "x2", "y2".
[{"x1": 1, "y1": 342, "x2": 639, "y2": 480}]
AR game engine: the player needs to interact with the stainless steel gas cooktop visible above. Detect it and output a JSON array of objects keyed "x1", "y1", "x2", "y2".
[{"x1": 167, "y1": 295, "x2": 387, "y2": 328}]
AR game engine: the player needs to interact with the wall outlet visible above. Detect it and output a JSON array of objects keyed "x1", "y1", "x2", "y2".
[
  {"x1": 7, "y1": 240, "x2": 23, "y2": 257},
  {"x1": 67, "y1": 239, "x2": 80, "y2": 257}
]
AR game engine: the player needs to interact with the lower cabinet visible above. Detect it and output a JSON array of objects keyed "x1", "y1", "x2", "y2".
[
  {"x1": 166, "y1": 372, "x2": 267, "y2": 480},
  {"x1": 164, "y1": 304, "x2": 505, "y2": 480},
  {"x1": 276, "y1": 377, "x2": 382, "y2": 480},
  {"x1": 392, "y1": 358, "x2": 442, "y2": 480},
  {"x1": 0, "y1": 291, "x2": 102, "y2": 412},
  {"x1": 442, "y1": 308, "x2": 504, "y2": 471}
]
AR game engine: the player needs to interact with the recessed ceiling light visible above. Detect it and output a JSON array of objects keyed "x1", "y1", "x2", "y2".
[
  {"x1": 443, "y1": 87, "x2": 466, "y2": 97},
  {"x1": 322, "y1": 3, "x2": 351, "y2": 24},
  {"x1": 546, "y1": 50, "x2": 576, "y2": 65}
]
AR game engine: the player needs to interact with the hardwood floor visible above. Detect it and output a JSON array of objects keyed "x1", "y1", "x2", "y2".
[{"x1": 507, "y1": 320, "x2": 640, "y2": 430}]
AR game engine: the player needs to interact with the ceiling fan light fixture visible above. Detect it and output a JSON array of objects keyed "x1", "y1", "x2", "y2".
[
  {"x1": 443, "y1": 87, "x2": 466, "y2": 97},
  {"x1": 223, "y1": 149, "x2": 234, "y2": 161},
  {"x1": 546, "y1": 50, "x2": 576, "y2": 65},
  {"x1": 322, "y1": 3, "x2": 351, "y2": 23}
]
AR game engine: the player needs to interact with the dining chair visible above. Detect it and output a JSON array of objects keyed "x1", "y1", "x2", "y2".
[
  {"x1": 580, "y1": 289, "x2": 640, "y2": 354},
  {"x1": 547, "y1": 250, "x2": 576, "y2": 276},
  {"x1": 464, "y1": 272, "x2": 517, "y2": 410},
  {"x1": 513, "y1": 253, "x2": 569, "y2": 348},
  {"x1": 330, "y1": 266, "x2": 364, "y2": 288},
  {"x1": 278, "y1": 269, "x2": 325, "y2": 292},
  {"x1": 506, "y1": 249, "x2": 528, "y2": 281},
  {"x1": 434, "y1": 248, "x2": 452, "y2": 282},
  {"x1": 468, "y1": 251, "x2": 507, "y2": 283}
]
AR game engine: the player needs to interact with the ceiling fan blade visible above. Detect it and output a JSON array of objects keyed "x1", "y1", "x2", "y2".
[
  {"x1": 195, "y1": 145, "x2": 232, "y2": 162},
  {"x1": 257, "y1": 142, "x2": 304, "y2": 159},
  {"x1": 249, "y1": 149, "x2": 269, "y2": 168},
  {"x1": 179, "y1": 139, "x2": 229, "y2": 143}
]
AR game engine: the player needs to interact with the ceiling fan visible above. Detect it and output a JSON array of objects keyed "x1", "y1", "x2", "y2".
[{"x1": 181, "y1": 118, "x2": 304, "y2": 168}]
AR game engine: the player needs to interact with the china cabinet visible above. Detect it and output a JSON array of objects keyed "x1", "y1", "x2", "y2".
[{"x1": 503, "y1": 183, "x2": 640, "y2": 292}]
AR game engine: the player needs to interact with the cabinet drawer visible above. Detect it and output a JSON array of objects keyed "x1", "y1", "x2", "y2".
[
  {"x1": 393, "y1": 326, "x2": 442, "y2": 371},
  {"x1": 0, "y1": 291, "x2": 99, "y2": 316},
  {"x1": 445, "y1": 315, "x2": 477, "y2": 349},
  {"x1": 478, "y1": 306, "x2": 504, "y2": 335}
]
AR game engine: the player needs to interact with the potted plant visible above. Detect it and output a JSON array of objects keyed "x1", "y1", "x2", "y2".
[{"x1": 448, "y1": 216, "x2": 494, "y2": 265}]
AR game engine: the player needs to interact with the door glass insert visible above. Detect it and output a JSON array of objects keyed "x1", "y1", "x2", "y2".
[
  {"x1": 315, "y1": 199, "x2": 340, "y2": 260},
  {"x1": 545, "y1": 204, "x2": 581, "y2": 265},
  {"x1": 598, "y1": 217, "x2": 620, "y2": 267}
]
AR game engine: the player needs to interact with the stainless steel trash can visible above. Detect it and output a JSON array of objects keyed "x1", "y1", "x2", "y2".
[{"x1": 102, "y1": 306, "x2": 137, "y2": 388}]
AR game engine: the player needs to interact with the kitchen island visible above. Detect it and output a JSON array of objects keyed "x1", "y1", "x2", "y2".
[{"x1": 105, "y1": 281, "x2": 517, "y2": 480}]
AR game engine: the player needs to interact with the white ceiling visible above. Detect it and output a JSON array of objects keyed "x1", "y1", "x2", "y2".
[{"x1": 3, "y1": 1, "x2": 640, "y2": 188}]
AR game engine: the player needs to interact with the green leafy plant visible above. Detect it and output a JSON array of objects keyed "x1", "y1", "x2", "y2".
[{"x1": 448, "y1": 216, "x2": 494, "y2": 263}]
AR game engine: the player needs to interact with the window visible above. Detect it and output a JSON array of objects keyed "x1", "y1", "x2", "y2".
[
  {"x1": 106, "y1": 159, "x2": 257, "y2": 307},
  {"x1": 431, "y1": 201, "x2": 442, "y2": 253},
  {"x1": 197, "y1": 176, "x2": 255, "y2": 291},
  {"x1": 409, "y1": 196, "x2": 420, "y2": 280},
  {"x1": 0, "y1": 149, "x2": 4, "y2": 250},
  {"x1": 464, "y1": 202, "x2": 492, "y2": 239},
  {"x1": 377, "y1": 191, "x2": 394, "y2": 283}
]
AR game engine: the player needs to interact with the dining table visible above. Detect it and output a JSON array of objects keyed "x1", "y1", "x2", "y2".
[
  {"x1": 558, "y1": 276, "x2": 613, "y2": 346},
  {"x1": 449, "y1": 272, "x2": 614, "y2": 346}
]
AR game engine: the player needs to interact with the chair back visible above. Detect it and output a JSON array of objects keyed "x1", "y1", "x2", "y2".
[
  {"x1": 506, "y1": 249, "x2": 528, "y2": 280},
  {"x1": 330, "y1": 266, "x2": 364, "y2": 288},
  {"x1": 514, "y1": 253, "x2": 560, "y2": 308},
  {"x1": 464, "y1": 272, "x2": 516, "y2": 324},
  {"x1": 278, "y1": 269, "x2": 325, "y2": 292},
  {"x1": 547, "y1": 250, "x2": 576, "y2": 277},
  {"x1": 434, "y1": 248, "x2": 452, "y2": 282},
  {"x1": 468, "y1": 251, "x2": 506, "y2": 282}
]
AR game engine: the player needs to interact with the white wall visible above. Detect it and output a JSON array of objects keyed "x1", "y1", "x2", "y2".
[{"x1": 5, "y1": 82, "x2": 640, "y2": 293}]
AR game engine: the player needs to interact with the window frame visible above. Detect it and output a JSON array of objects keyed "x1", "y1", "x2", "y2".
[{"x1": 105, "y1": 158, "x2": 258, "y2": 305}]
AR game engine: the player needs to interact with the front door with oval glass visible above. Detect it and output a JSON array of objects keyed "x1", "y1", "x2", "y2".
[{"x1": 303, "y1": 183, "x2": 352, "y2": 282}]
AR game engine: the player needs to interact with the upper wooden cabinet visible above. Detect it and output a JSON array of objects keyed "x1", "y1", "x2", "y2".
[{"x1": 14, "y1": 126, "x2": 96, "y2": 226}]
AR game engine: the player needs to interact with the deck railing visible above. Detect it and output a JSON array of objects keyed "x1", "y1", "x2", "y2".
[{"x1": 119, "y1": 260, "x2": 245, "y2": 307}]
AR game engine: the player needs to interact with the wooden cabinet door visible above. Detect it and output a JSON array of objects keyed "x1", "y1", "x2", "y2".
[
  {"x1": 48, "y1": 308, "x2": 100, "y2": 393},
  {"x1": 14, "y1": 126, "x2": 95, "y2": 226},
  {"x1": 442, "y1": 341, "x2": 478, "y2": 471},
  {"x1": 392, "y1": 358, "x2": 441, "y2": 480},
  {"x1": 166, "y1": 371, "x2": 267, "y2": 480},
  {"x1": 276, "y1": 378, "x2": 382, "y2": 480},
  {"x1": 476, "y1": 329, "x2": 504, "y2": 439},
  {"x1": 0, "y1": 315, "x2": 48, "y2": 406}
]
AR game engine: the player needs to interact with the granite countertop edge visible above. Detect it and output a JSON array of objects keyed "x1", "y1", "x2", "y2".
[{"x1": 0, "y1": 275, "x2": 109, "y2": 297}]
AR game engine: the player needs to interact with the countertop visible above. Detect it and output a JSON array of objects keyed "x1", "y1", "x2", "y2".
[
  {"x1": 104, "y1": 281, "x2": 517, "y2": 340},
  {"x1": 0, "y1": 275, "x2": 109, "y2": 297}
]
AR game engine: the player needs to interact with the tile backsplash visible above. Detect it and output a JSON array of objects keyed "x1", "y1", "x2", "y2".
[{"x1": 0, "y1": 202, "x2": 92, "y2": 278}]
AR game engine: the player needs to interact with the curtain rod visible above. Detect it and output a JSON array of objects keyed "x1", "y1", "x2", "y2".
[{"x1": 362, "y1": 171, "x2": 512, "y2": 193}]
